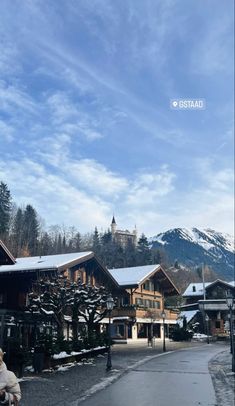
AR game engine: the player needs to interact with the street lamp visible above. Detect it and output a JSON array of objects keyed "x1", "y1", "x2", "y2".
[
  {"x1": 226, "y1": 291, "x2": 234, "y2": 373},
  {"x1": 228, "y1": 313, "x2": 232, "y2": 354},
  {"x1": 106, "y1": 293, "x2": 114, "y2": 371},
  {"x1": 161, "y1": 310, "x2": 166, "y2": 352},
  {"x1": 205, "y1": 314, "x2": 210, "y2": 344}
]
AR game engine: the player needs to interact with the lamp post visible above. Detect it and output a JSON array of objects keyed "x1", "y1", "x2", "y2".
[
  {"x1": 226, "y1": 291, "x2": 234, "y2": 373},
  {"x1": 228, "y1": 313, "x2": 232, "y2": 354},
  {"x1": 106, "y1": 293, "x2": 114, "y2": 371},
  {"x1": 205, "y1": 314, "x2": 210, "y2": 344},
  {"x1": 161, "y1": 310, "x2": 166, "y2": 352}
]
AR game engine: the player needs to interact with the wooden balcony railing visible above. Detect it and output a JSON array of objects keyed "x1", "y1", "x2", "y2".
[{"x1": 111, "y1": 306, "x2": 178, "y2": 322}]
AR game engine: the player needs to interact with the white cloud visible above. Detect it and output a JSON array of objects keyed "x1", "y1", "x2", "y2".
[
  {"x1": 197, "y1": 158, "x2": 234, "y2": 192},
  {"x1": 0, "y1": 41, "x2": 21, "y2": 76},
  {"x1": 0, "y1": 156, "x2": 176, "y2": 233},
  {"x1": 0, "y1": 80, "x2": 38, "y2": 115},
  {"x1": 0, "y1": 158, "x2": 111, "y2": 232},
  {"x1": 0, "y1": 154, "x2": 233, "y2": 237},
  {"x1": 190, "y1": 13, "x2": 233, "y2": 76},
  {"x1": 0, "y1": 120, "x2": 15, "y2": 142},
  {"x1": 65, "y1": 159, "x2": 128, "y2": 197},
  {"x1": 46, "y1": 91, "x2": 104, "y2": 141},
  {"x1": 126, "y1": 166, "x2": 175, "y2": 208}
]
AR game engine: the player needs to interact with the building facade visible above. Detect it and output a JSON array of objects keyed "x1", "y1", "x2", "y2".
[
  {"x1": 0, "y1": 241, "x2": 119, "y2": 349},
  {"x1": 0, "y1": 241, "x2": 179, "y2": 347},
  {"x1": 109, "y1": 264, "x2": 179, "y2": 342},
  {"x1": 111, "y1": 216, "x2": 137, "y2": 247},
  {"x1": 181, "y1": 280, "x2": 235, "y2": 338}
]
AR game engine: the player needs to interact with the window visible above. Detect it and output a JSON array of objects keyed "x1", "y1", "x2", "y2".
[
  {"x1": 154, "y1": 282, "x2": 160, "y2": 292},
  {"x1": 149, "y1": 280, "x2": 154, "y2": 291},
  {"x1": 215, "y1": 321, "x2": 221, "y2": 329},
  {"x1": 145, "y1": 299, "x2": 150, "y2": 308},
  {"x1": 143, "y1": 281, "x2": 150, "y2": 290},
  {"x1": 143, "y1": 280, "x2": 155, "y2": 291},
  {"x1": 153, "y1": 301, "x2": 160, "y2": 309},
  {"x1": 136, "y1": 298, "x2": 143, "y2": 306}
]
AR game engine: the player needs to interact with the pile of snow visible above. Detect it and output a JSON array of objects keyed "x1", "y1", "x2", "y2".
[
  {"x1": 52, "y1": 346, "x2": 106, "y2": 359},
  {"x1": 192, "y1": 333, "x2": 208, "y2": 340}
]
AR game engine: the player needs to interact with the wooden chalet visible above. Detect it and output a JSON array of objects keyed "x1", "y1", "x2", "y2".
[
  {"x1": 181, "y1": 279, "x2": 235, "y2": 338},
  {"x1": 0, "y1": 241, "x2": 180, "y2": 347},
  {"x1": 108, "y1": 264, "x2": 179, "y2": 342},
  {"x1": 0, "y1": 240, "x2": 119, "y2": 348}
]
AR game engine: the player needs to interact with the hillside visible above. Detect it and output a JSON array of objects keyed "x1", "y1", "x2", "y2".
[{"x1": 150, "y1": 228, "x2": 234, "y2": 282}]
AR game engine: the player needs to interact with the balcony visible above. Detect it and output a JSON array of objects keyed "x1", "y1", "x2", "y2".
[
  {"x1": 199, "y1": 299, "x2": 234, "y2": 311},
  {"x1": 111, "y1": 306, "x2": 178, "y2": 322}
]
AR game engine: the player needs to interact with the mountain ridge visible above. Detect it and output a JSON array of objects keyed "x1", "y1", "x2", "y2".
[{"x1": 150, "y1": 227, "x2": 234, "y2": 281}]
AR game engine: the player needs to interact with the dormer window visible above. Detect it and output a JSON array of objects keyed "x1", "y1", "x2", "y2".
[{"x1": 192, "y1": 285, "x2": 196, "y2": 292}]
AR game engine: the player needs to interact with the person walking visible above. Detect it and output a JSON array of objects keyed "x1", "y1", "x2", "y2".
[{"x1": 0, "y1": 348, "x2": 21, "y2": 405}]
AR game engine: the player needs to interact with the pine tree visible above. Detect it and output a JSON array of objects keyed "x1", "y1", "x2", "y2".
[
  {"x1": 73, "y1": 232, "x2": 82, "y2": 252},
  {"x1": 0, "y1": 181, "x2": 12, "y2": 237},
  {"x1": 124, "y1": 240, "x2": 137, "y2": 267},
  {"x1": 137, "y1": 233, "x2": 151, "y2": 265},
  {"x1": 151, "y1": 247, "x2": 167, "y2": 266},
  {"x1": 11, "y1": 207, "x2": 24, "y2": 256},
  {"x1": 39, "y1": 232, "x2": 53, "y2": 255},
  {"x1": 56, "y1": 234, "x2": 63, "y2": 253},
  {"x1": 100, "y1": 230, "x2": 115, "y2": 266},
  {"x1": 22, "y1": 205, "x2": 39, "y2": 255},
  {"x1": 92, "y1": 227, "x2": 101, "y2": 256}
]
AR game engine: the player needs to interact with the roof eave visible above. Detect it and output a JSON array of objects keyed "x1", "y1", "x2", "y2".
[{"x1": 57, "y1": 252, "x2": 94, "y2": 271}]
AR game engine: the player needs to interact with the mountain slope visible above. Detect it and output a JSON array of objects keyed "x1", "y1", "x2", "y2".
[{"x1": 150, "y1": 228, "x2": 234, "y2": 281}]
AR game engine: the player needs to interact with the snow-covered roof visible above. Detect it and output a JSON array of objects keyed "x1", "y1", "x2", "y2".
[
  {"x1": 229, "y1": 281, "x2": 235, "y2": 287},
  {"x1": 182, "y1": 279, "x2": 235, "y2": 297},
  {"x1": 182, "y1": 282, "x2": 211, "y2": 297},
  {"x1": 108, "y1": 264, "x2": 161, "y2": 286},
  {"x1": 178, "y1": 310, "x2": 199, "y2": 326},
  {"x1": 0, "y1": 252, "x2": 93, "y2": 274}
]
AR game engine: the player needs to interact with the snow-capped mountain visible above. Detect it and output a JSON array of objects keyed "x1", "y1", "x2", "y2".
[{"x1": 150, "y1": 228, "x2": 234, "y2": 280}]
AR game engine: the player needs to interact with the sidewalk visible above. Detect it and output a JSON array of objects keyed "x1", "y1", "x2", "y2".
[
  {"x1": 19, "y1": 340, "x2": 233, "y2": 406},
  {"x1": 209, "y1": 343, "x2": 235, "y2": 406}
]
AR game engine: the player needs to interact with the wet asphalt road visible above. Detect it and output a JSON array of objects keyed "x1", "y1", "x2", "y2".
[{"x1": 75, "y1": 345, "x2": 222, "y2": 406}]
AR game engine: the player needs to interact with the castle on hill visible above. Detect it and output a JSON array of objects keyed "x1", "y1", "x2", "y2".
[{"x1": 110, "y1": 216, "x2": 137, "y2": 247}]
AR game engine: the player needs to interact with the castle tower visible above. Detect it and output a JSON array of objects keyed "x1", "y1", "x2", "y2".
[
  {"x1": 111, "y1": 215, "x2": 117, "y2": 236},
  {"x1": 133, "y1": 225, "x2": 138, "y2": 246}
]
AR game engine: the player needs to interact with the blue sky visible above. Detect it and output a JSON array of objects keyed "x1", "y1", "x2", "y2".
[{"x1": 0, "y1": 0, "x2": 234, "y2": 237}]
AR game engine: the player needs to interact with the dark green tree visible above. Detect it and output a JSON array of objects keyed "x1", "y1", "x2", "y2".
[
  {"x1": 0, "y1": 181, "x2": 12, "y2": 237},
  {"x1": 124, "y1": 240, "x2": 137, "y2": 267},
  {"x1": 151, "y1": 247, "x2": 167, "y2": 266},
  {"x1": 73, "y1": 232, "x2": 82, "y2": 252},
  {"x1": 39, "y1": 232, "x2": 53, "y2": 255},
  {"x1": 137, "y1": 233, "x2": 151, "y2": 265},
  {"x1": 92, "y1": 227, "x2": 101, "y2": 256},
  {"x1": 22, "y1": 205, "x2": 39, "y2": 255},
  {"x1": 11, "y1": 207, "x2": 24, "y2": 256}
]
